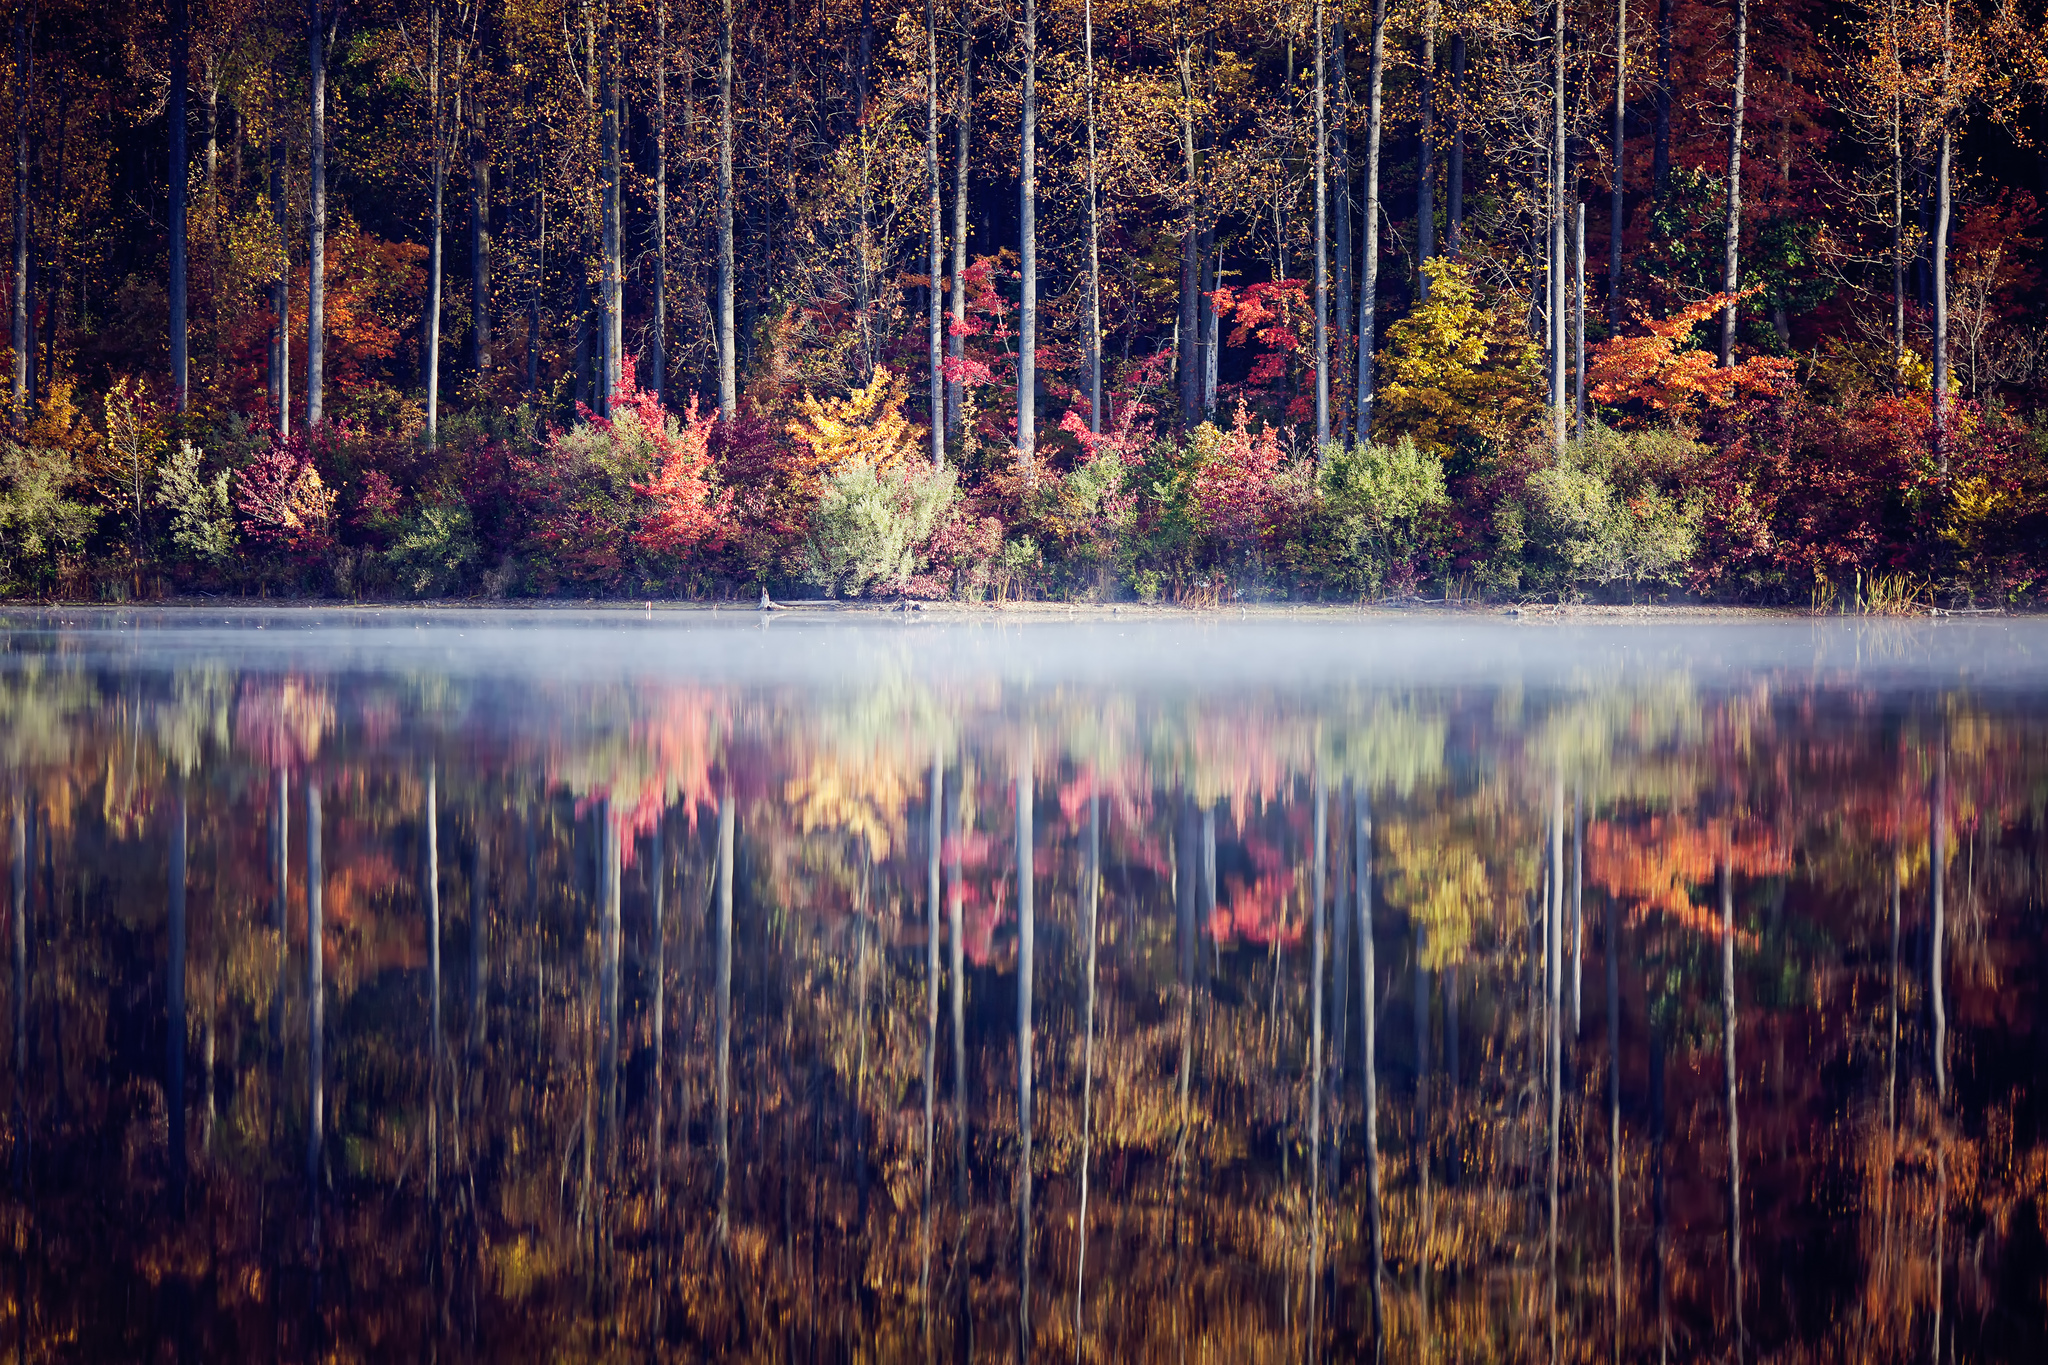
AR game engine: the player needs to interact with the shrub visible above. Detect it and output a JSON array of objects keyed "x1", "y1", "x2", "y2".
[
  {"x1": 155, "y1": 440, "x2": 237, "y2": 567},
  {"x1": 385, "y1": 499, "x2": 481, "y2": 598},
  {"x1": 1523, "y1": 425, "x2": 1703, "y2": 596},
  {"x1": 1275, "y1": 435, "x2": 1450, "y2": 598},
  {"x1": 800, "y1": 456, "x2": 958, "y2": 597},
  {"x1": 0, "y1": 444, "x2": 97, "y2": 593}
]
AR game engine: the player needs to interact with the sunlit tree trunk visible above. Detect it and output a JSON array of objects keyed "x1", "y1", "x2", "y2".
[
  {"x1": 1354, "y1": 0, "x2": 1386, "y2": 444},
  {"x1": 716, "y1": 0, "x2": 737, "y2": 417},
  {"x1": 1074, "y1": 790, "x2": 1100, "y2": 1348},
  {"x1": 1355, "y1": 783, "x2": 1383, "y2": 1346},
  {"x1": 10, "y1": 20, "x2": 31, "y2": 421},
  {"x1": 714, "y1": 793, "x2": 733, "y2": 1246},
  {"x1": 1083, "y1": 0, "x2": 1102, "y2": 434},
  {"x1": 1575, "y1": 206, "x2": 1587, "y2": 439},
  {"x1": 307, "y1": 0, "x2": 330, "y2": 427},
  {"x1": 926, "y1": 0, "x2": 944, "y2": 465},
  {"x1": 425, "y1": 0, "x2": 444, "y2": 444},
  {"x1": 1177, "y1": 47, "x2": 1199, "y2": 429},
  {"x1": 1313, "y1": 0, "x2": 1330, "y2": 449},
  {"x1": 1017, "y1": 0, "x2": 1037, "y2": 469},
  {"x1": 1446, "y1": 30, "x2": 1465, "y2": 253},
  {"x1": 1610, "y1": 0, "x2": 1626, "y2": 328},
  {"x1": 651, "y1": 0, "x2": 666, "y2": 405},
  {"x1": 1889, "y1": 21, "x2": 1905, "y2": 388},
  {"x1": 1550, "y1": 0, "x2": 1567, "y2": 454},
  {"x1": 1415, "y1": 0, "x2": 1436, "y2": 301},
  {"x1": 1719, "y1": 0, "x2": 1748, "y2": 366},
  {"x1": 598, "y1": 13, "x2": 621, "y2": 412},
  {"x1": 1931, "y1": 4, "x2": 1953, "y2": 468},
  {"x1": 1335, "y1": 20, "x2": 1354, "y2": 412},
  {"x1": 169, "y1": 0, "x2": 189, "y2": 411},
  {"x1": 948, "y1": 14, "x2": 972, "y2": 435},
  {"x1": 270, "y1": 105, "x2": 290, "y2": 435}
]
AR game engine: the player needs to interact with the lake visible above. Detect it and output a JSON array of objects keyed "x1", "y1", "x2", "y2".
[{"x1": 0, "y1": 607, "x2": 2041, "y2": 1361}]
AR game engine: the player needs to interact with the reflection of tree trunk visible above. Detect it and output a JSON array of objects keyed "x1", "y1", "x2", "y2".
[
  {"x1": 1721, "y1": 858, "x2": 1744, "y2": 1363},
  {"x1": 1075, "y1": 790, "x2": 1100, "y2": 1351},
  {"x1": 1606, "y1": 891, "x2": 1622, "y2": 1365},
  {"x1": 1444, "y1": 962, "x2": 1458, "y2": 1188},
  {"x1": 948, "y1": 766, "x2": 971, "y2": 1360},
  {"x1": 1332, "y1": 779, "x2": 1350, "y2": 1198},
  {"x1": 715, "y1": 794, "x2": 733, "y2": 1248},
  {"x1": 426, "y1": 766, "x2": 441, "y2": 1207},
  {"x1": 1415, "y1": 921, "x2": 1430, "y2": 1351},
  {"x1": 1174, "y1": 798, "x2": 1197, "y2": 1243},
  {"x1": 272, "y1": 773, "x2": 288, "y2": 1050},
  {"x1": 1930, "y1": 751, "x2": 1946, "y2": 1101},
  {"x1": 1015, "y1": 754, "x2": 1034, "y2": 1362},
  {"x1": 470, "y1": 826, "x2": 488, "y2": 1050},
  {"x1": 307, "y1": 783, "x2": 325, "y2": 1215},
  {"x1": 1650, "y1": 1017, "x2": 1668, "y2": 1365},
  {"x1": 1572, "y1": 792, "x2": 1583, "y2": 1035},
  {"x1": 601, "y1": 804, "x2": 621, "y2": 1191},
  {"x1": 922, "y1": 755, "x2": 940, "y2": 1337},
  {"x1": 1549, "y1": 779, "x2": 1563, "y2": 1365},
  {"x1": 1355, "y1": 784, "x2": 1383, "y2": 1349},
  {"x1": 1882, "y1": 853, "x2": 1900, "y2": 1297},
  {"x1": 1310, "y1": 774, "x2": 1326, "y2": 1345},
  {"x1": 12, "y1": 796, "x2": 27, "y2": 1191},
  {"x1": 169, "y1": 783, "x2": 188, "y2": 1211},
  {"x1": 651, "y1": 815, "x2": 666, "y2": 1274}
]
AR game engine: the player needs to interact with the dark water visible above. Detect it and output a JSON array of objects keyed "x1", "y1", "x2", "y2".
[{"x1": 0, "y1": 608, "x2": 2043, "y2": 1362}]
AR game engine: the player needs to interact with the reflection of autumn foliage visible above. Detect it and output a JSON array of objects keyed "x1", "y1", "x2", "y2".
[
  {"x1": 1587, "y1": 814, "x2": 1789, "y2": 941},
  {"x1": 548, "y1": 686, "x2": 727, "y2": 856},
  {"x1": 233, "y1": 676, "x2": 335, "y2": 768},
  {"x1": 1206, "y1": 835, "x2": 1299, "y2": 946},
  {"x1": 783, "y1": 751, "x2": 914, "y2": 860},
  {"x1": 1381, "y1": 818, "x2": 1491, "y2": 969}
]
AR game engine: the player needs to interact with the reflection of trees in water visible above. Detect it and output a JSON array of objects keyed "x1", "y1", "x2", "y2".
[{"x1": 0, "y1": 672, "x2": 2039, "y2": 1360}]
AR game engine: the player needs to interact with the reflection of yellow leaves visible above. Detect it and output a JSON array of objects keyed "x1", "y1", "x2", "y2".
[
  {"x1": 784, "y1": 755, "x2": 913, "y2": 859},
  {"x1": 1381, "y1": 819, "x2": 1491, "y2": 969}
]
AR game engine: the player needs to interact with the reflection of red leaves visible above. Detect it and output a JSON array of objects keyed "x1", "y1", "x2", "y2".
[
  {"x1": 234, "y1": 676, "x2": 335, "y2": 769},
  {"x1": 1588, "y1": 815, "x2": 1788, "y2": 943}
]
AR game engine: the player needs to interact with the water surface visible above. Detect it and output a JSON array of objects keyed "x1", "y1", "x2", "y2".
[{"x1": 0, "y1": 609, "x2": 2042, "y2": 1361}]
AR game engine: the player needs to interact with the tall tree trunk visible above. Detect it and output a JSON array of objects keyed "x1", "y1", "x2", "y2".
[
  {"x1": 9, "y1": 20, "x2": 30, "y2": 422},
  {"x1": 1446, "y1": 30, "x2": 1465, "y2": 252},
  {"x1": 925, "y1": 0, "x2": 944, "y2": 464},
  {"x1": 1017, "y1": 0, "x2": 1037, "y2": 470},
  {"x1": 1073, "y1": 791, "x2": 1100, "y2": 1345},
  {"x1": 599, "y1": 15, "x2": 621, "y2": 413},
  {"x1": 1416, "y1": 0, "x2": 1436, "y2": 300},
  {"x1": 527, "y1": 186, "x2": 542, "y2": 417},
  {"x1": 469, "y1": 118, "x2": 491, "y2": 378},
  {"x1": 1177, "y1": 47, "x2": 1199, "y2": 429},
  {"x1": 307, "y1": 0, "x2": 329, "y2": 428},
  {"x1": 1354, "y1": 0, "x2": 1386, "y2": 444},
  {"x1": 169, "y1": 0, "x2": 189, "y2": 411},
  {"x1": 1890, "y1": 35, "x2": 1905, "y2": 388},
  {"x1": 269, "y1": 110, "x2": 291, "y2": 435},
  {"x1": 714, "y1": 793, "x2": 733, "y2": 1245},
  {"x1": 425, "y1": 1, "x2": 443, "y2": 445},
  {"x1": 1014, "y1": 750, "x2": 1034, "y2": 1359},
  {"x1": 1314, "y1": 0, "x2": 1330, "y2": 449},
  {"x1": 1335, "y1": 20, "x2": 1354, "y2": 413},
  {"x1": 1084, "y1": 0, "x2": 1102, "y2": 433},
  {"x1": 1610, "y1": 0, "x2": 1627, "y2": 329},
  {"x1": 948, "y1": 14, "x2": 972, "y2": 435},
  {"x1": 1550, "y1": 0, "x2": 1567, "y2": 453},
  {"x1": 168, "y1": 783, "x2": 188, "y2": 1208},
  {"x1": 856, "y1": 0, "x2": 875, "y2": 378},
  {"x1": 1719, "y1": 0, "x2": 1748, "y2": 366},
  {"x1": 1653, "y1": 0, "x2": 1673, "y2": 195},
  {"x1": 1574, "y1": 205, "x2": 1587, "y2": 441},
  {"x1": 652, "y1": 0, "x2": 667, "y2": 405},
  {"x1": 1355, "y1": 783, "x2": 1383, "y2": 1346},
  {"x1": 716, "y1": 0, "x2": 737, "y2": 417},
  {"x1": 1932, "y1": 8, "x2": 1952, "y2": 468},
  {"x1": 1721, "y1": 857, "x2": 1745, "y2": 1362}
]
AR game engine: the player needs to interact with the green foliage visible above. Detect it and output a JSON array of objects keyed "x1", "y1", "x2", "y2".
[
  {"x1": 0, "y1": 444, "x2": 97, "y2": 594},
  {"x1": 801, "y1": 457, "x2": 958, "y2": 597},
  {"x1": 385, "y1": 499, "x2": 481, "y2": 598},
  {"x1": 1522, "y1": 425, "x2": 1704, "y2": 596},
  {"x1": 1274, "y1": 436, "x2": 1450, "y2": 598},
  {"x1": 154, "y1": 441, "x2": 237, "y2": 565}
]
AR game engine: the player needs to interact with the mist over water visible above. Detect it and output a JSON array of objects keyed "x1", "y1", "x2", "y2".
[{"x1": 0, "y1": 609, "x2": 2042, "y2": 1361}]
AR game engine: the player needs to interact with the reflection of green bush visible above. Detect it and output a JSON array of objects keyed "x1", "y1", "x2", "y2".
[
  {"x1": 1523, "y1": 425, "x2": 1703, "y2": 597},
  {"x1": 801, "y1": 456, "x2": 957, "y2": 597},
  {"x1": 0, "y1": 444, "x2": 97, "y2": 594}
]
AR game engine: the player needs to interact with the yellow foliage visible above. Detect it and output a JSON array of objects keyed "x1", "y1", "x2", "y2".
[
  {"x1": 1380, "y1": 817, "x2": 1491, "y2": 969},
  {"x1": 1376, "y1": 258, "x2": 1541, "y2": 460},
  {"x1": 785, "y1": 366, "x2": 922, "y2": 487}
]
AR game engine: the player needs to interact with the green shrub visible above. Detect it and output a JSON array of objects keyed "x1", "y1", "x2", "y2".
[
  {"x1": 155, "y1": 440, "x2": 237, "y2": 567},
  {"x1": 800, "y1": 456, "x2": 957, "y2": 597},
  {"x1": 1276, "y1": 435, "x2": 1450, "y2": 597},
  {"x1": 1522, "y1": 425, "x2": 1702, "y2": 596},
  {"x1": 385, "y1": 499, "x2": 482, "y2": 598},
  {"x1": 0, "y1": 444, "x2": 97, "y2": 595}
]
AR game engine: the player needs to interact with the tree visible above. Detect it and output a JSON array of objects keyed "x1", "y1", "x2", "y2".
[
  {"x1": 170, "y1": 0, "x2": 190, "y2": 412},
  {"x1": 1376, "y1": 259, "x2": 1541, "y2": 459},
  {"x1": 307, "y1": 0, "x2": 340, "y2": 429},
  {"x1": 1018, "y1": 0, "x2": 1037, "y2": 470},
  {"x1": 716, "y1": 0, "x2": 736, "y2": 418},
  {"x1": 1354, "y1": 0, "x2": 1387, "y2": 443},
  {"x1": 1719, "y1": 0, "x2": 1749, "y2": 367}
]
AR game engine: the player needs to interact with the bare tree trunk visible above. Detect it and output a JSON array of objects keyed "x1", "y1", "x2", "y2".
[
  {"x1": 1932, "y1": 54, "x2": 1952, "y2": 467},
  {"x1": 1416, "y1": 0, "x2": 1436, "y2": 300},
  {"x1": 1018, "y1": 0, "x2": 1037, "y2": 469},
  {"x1": 716, "y1": 0, "x2": 737, "y2": 417},
  {"x1": 1014, "y1": 749, "x2": 1035, "y2": 1359},
  {"x1": 652, "y1": 0, "x2": 667, "y2": 405},
  {"x1": 926, "y1": 0, "x2": 945, "y2": 464},
  {"x1": 1610, "y1": 0, "x2": 1626, "y2": 329},
  {"x1": 1446, "y1": 30, "x2": 1465, "y2": 252},
  {"x1": 1354, "y1": 0, "x2": 1386, "y2": 444},
  {"x1": 1177, "y1": 47, "x2": 1199, "y2": 429},
  {"x1": 1653, "y1": 0, "x2": 1673, "y2": 195},
  {"x1": 1084, "y1": 0, "x2": 1102, "y2": 434},
  {"x1": 425, "y1": 1, "x2": 443, "y2": 444},
  {"x1": 599, "y1": 13, "x2": 621, "y2": 412},
  {"x1": 169, "y1": 0, "x2": 189, "y2": 411},
  {"x1": 1314, "y1": 0, "x2": 1330, "y2": 449},
  {"x1": 307, "y1": 0, "x2": 330, "y2": 428},
  {"x1": 1551, "y1": 0, "x2": 1567, "y2": 453},
  {"x1": 856, "y1": 0, "x2": 875, "y2": 378},
  {"x1": 469, "y1": 117, "x2": 491, "y2": 378},
  {"x1": 9, "y1": 20, "x2": 30, "y2": 422},
  {"x1": 948, "y1": 16, "x2": 972, "y2": 435},
  {"x1": 1574, "y1": 206, "x2": 1587, "y2": 441},
  {"x1": 1890, "y1": 42, "x2": 1905, "y2": 388},
  {"x1": 1335, "y1": 20, "x2": 1354, "y2": 411},
  {"x1": 1719, "y1": 0, "x2": 1748, "y2": 366},
  {"x1": 270, "y1": 108, "x2": 291, "y2": 435}
]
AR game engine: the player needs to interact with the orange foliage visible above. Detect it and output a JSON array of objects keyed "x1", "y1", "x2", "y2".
[
  {"x1": 1587, "y1": 289, "x2": 1792, "y2": 420},
  {"x1": 1587, "y1": 814, "x2": 1790, "y2": 942}
]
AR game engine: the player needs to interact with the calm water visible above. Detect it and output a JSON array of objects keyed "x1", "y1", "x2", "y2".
[{"x1": 0, "y1": 608, "x2": 2042, "y2": 1362}]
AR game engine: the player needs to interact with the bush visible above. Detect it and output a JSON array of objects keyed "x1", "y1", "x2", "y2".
[
  {"x1": 0, "y1": 444, "x2": 97, "y2": 593},
  {"x1": 801, "y1": 456, "x2": 958, "y2": 597},
  {"x1": 385, "y1": 499, "x2": 482, "y2": 598},
  {"x1": 1275, "y1": 435, "x2": 1450, "y2": 598},
  {"x1": 155, "y1": 441, "x2": 237, "y2": 568},
  {"x1": 1522, "y1": 425, "x2": 1703, "y2": 597}
]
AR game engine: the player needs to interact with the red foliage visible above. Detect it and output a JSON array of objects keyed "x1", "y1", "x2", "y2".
[
  {"x1": 234, "y1": 434, "x2": 337, "y2": 558},
  {"x1": 1192, "y1": 401, "x2": 1285, "y2": 555},
  {"x1": 1212, "y1": 279, "x2": 1313, "y2": 421},
  {"x1": 629, "y1": 389, "x2": 731, "y2": 557}
]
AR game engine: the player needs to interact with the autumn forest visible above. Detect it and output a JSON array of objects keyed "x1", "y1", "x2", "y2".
[{"x1": 1, "y1": 0, "x2": 2046, "y2": 602}]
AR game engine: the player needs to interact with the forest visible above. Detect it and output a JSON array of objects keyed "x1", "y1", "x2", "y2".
[
  {"x1": 0, "y1": 657, "x2": 2041, "y2": 1357},
  {"x1": 0, "y1": 0, "x2": 2046, "y2": 603}
]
